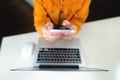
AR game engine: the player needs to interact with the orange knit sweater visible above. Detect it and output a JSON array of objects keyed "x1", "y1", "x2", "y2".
[{"x1": 33, "y1": 0, "x2": 91, "y2": 35}]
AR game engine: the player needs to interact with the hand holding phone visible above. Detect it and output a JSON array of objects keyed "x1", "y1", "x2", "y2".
[
  {"x1": 48, "y1": 20, "x2": 76, "y2": 40},
  {"x1": 60, "y1": 20, "x2": 76, "y2": 39},
  {"x1": 42, "y1": 22, "x2": 62, "y2": 42}
]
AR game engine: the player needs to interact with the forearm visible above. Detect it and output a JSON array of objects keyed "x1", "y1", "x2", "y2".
[
  {"x1": 69, "y1": 0, "x2": 91, "y2": 34},
  {"x1": 33, "y1": 0, "x2": 50, "y2": 35}
]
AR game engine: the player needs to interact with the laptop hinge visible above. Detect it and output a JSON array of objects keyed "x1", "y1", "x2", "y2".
[{"x1": 39, "y1": 65, "x2": 79, "y2": 70}]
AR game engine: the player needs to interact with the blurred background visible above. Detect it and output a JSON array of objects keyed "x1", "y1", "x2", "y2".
[{"x1": 0, "y1": 0, "x2": 120, "y2": 46}]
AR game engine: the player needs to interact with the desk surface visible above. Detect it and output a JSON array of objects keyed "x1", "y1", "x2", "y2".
[{"x1": 0, "y1": 17, "x2": 120, "y2": 80}]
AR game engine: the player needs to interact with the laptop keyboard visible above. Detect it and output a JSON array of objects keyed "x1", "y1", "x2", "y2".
[{"x1": 37, "y1": 48, "x2": 81, "y2": 64}]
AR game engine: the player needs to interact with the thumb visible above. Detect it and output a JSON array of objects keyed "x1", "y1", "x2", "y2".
[
  {"x1": 46, "y1": 22, "x2": 54, "y2": 30},
  {"x1": 62, "y1": 20, "x2": 70, "y2": 27}
]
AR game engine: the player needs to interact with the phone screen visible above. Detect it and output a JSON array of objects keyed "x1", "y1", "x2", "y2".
[
  {"x1": 53, "y1": 26, "x2": 70, "y2": 30},
  {"x1": 50, "y1": 26, "x2": 74, "y2": 32}
]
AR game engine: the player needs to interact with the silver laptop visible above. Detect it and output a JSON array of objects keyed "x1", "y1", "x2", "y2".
[
  {"x1": 11, "y1": 38, "x2": 109, "y2": 71},
  {"x1": 33, "y1": 38, "x2": 85, "y2": 69}
]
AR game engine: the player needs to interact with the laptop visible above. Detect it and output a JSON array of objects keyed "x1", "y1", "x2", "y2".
[
  {"x1": 34, "y1": 38, "x2": 85, "y2": 69},
  {"x1": 11, "y1": 38, "x2": 109, "y2": 71}
]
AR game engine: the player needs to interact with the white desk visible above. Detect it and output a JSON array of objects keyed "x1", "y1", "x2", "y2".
[{"x1": 0, "y1": 17, "x2": 120, "y2": 80}]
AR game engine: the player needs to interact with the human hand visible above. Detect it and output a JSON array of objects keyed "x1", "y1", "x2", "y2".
[
  {"x1": 62, "y1": 20, "x2": 76, "y2": 39},
  {"x1": 42, "y1": 22, "x2": 62, "y2": 42}
]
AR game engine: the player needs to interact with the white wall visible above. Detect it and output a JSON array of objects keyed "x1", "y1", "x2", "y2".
[{"x1": 25, "y1": 0, "x2": 34, "y2": 7}]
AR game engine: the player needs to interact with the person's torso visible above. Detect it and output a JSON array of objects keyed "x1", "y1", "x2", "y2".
[{"x1": 42, "y1": 0, "x2": 84, "y2": 26}]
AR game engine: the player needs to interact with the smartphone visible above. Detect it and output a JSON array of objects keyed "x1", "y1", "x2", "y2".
[{"x1": 50, "y1": 27, "x2": 75, "y2": 33}]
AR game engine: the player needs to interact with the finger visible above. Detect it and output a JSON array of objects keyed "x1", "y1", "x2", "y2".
[
  {"x1": 43, "y1": 32, "x2": 51, "y2": 40},
  {"x1": 43, "y1": 31, "x2": 57, "y2": 41},
  {"x1": 51, "y1": 33, "x2": 62, "y2": 40},
  {"x1": 63, "y1": 32, "x2": 74, "y2": 39},
  {"x1": 63, "y1": 32, "x2": 71, "y2": 39},
  {"x1": 64, "y1": 32, "x2": 75, "y2": 36},
  {"x1": 45, "y1": 35, "x2": 58, "y2": 42},
  {"x1": 42, "y1": 27, "x2": 50, "y2": 35},
  {"x1": 64, "y1": 32, "x2": 70, "y2": 36},
  {"x1": 42, "y1": 28, "x2": 56, "y2": 42},
  {"x1": 42, "y1": 28, "x2": 52, "y2": 39},
  {"x1": 51, "y1": 32, "x2": 63, "y2": 36}
]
